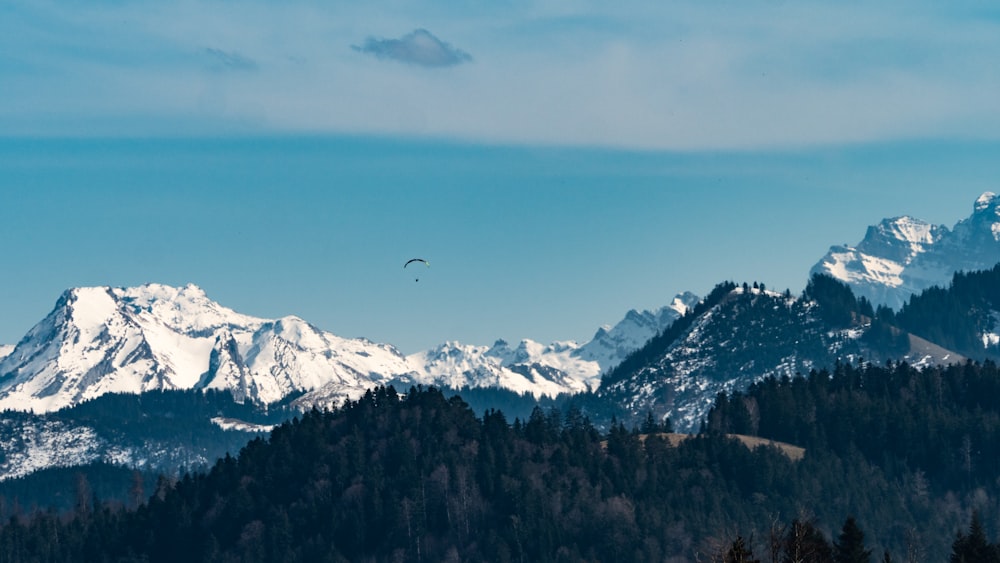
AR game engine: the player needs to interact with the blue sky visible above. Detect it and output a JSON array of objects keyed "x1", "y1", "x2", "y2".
[{"x1": 2, "y1": 1, "x2": 1000, "y2": 353}]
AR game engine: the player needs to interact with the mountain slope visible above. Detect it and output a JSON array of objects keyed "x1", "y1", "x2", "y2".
[
  {"x1": 0, "y1": 284, "x2": 415, "y2": 413},
  {"x1": 598, "y1": 281, "x2": 959, "y2": 431},
  {"x1": 0, "y1": 283, "x2": 698, "y2": 415},
  {"x1": 574, "y1": 292, "x2": 699, "y2": 367},
  {"x1": 812, "y1": 192, "x2": 1000, "y2": 309},
  {"x1": 0, "y1": 390, "x2": 278, "y2": 481},
  {"x1": 891, "y1": 263, "x2": 1000, "y2": 359}
]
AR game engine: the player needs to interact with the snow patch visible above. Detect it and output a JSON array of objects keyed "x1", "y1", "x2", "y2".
[
  {"x1": 0, "y1": 420, "x2": 101, "y2": 481},
  {"x1": 976, "y1": 191, "x2": 997, "y2": 213},
  {"x1": 211, "y1": 417, "x2": 275, "y2": 433}
]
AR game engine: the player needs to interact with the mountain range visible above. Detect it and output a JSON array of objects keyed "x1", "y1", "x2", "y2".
[
  {"x1": 812, "y1": 191, "x2": 1000, "y2": 309},
  {"x1": 2, "y1": 192, "x2": 1000, "y2": 480},
  {"x1": 0, "y1": 285, "x2": 697, "y2": 417}
]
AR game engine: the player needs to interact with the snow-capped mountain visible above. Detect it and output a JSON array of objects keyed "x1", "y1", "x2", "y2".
[
  {"x1": 389, "y1": 292, "x2": 698, "y2": 403},
  {"x1": 575, "y1": 292, "x2": 699, "y2": 367},
  {"x1": 0, "y1": 283, "x2": 698, "y2": 415},
  {"x1": 409, "y1": 339, "x2": 594, "y2": 397},
  {"x1": 812, "y1": 192, "x2": 1000, "y2": 310},
  {"x1": 598, "y1": 283, "x2": 959, "y2": 432},
  {"x1": 0, "y1": 284, "x2": 417, "y2": 414}
]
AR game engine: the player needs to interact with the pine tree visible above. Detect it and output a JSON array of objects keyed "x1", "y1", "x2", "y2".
[
  {"x1": 834, "y1": 516, "x2": 872, "y2": 563},
  {"x1": 641, "y1": 411, "x2": 660, "y2": 434},
  {"x1": 950, "y1": 512, "x2": 1000, "y2": 563}
]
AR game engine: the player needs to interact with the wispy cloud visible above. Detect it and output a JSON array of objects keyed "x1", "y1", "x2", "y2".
[
  {"x1": 2, "y1": 1, "x2": 999, "y2": 149},
  {"x1": 203, "y1": 48, "x2": 258, "y2": 72},
  {"x1": 353, "y1": 29, "x2": 472, "y2": 67}
]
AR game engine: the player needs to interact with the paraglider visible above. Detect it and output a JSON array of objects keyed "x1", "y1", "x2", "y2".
[{"x1": 404, "y1": 258, "x2": 429, "y2": 281}]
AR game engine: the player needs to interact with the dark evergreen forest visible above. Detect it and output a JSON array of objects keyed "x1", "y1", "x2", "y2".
[
  {"x1": 1, "y1": 379, "x2": 999, "y2": 562},
  {"x1": 892, "y1": 264, "x2": 1000, "y2": 359}
]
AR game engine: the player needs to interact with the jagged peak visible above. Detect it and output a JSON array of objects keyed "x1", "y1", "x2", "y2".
[
  {"x1": 55, "y1": 287, "x2": 120, "y2": 332},
  {"x1": 113, "y1": 282, "x2": 207, "y2": 303},
  {"x1": 55, "y1": 283, "x2": 212, "y2": 312},
  {"x1": 514, "y1": 338, "x2": 537, "y2": 349},
  {"x1": 954, "y1": 191, "x2": 1000, "y2": 241},
  {"x1": 591, "y1": 326, "x2": 611, "y2": 339},
  {"x1": 436, "y1": 339, "x2": 471, "y2": 350},
  {"x1": 61, "y1": 285, "x2": 115, "y2": 302},
  {"x1": 975, "y1": 191, "x2": 998, "y2": 213},
  {"x1": 864, "y1": 216, "x2": 945, "y2": 246},
  {"x1": 669, "y1": 291, "x2": 700, "y2": 315},
  {"x1": 623, "y1": 308, "x2": 646, "y2": 321}
]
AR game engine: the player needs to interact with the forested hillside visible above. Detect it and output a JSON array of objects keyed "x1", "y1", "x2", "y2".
[
  {"x1": 891, "y1": 264, "x2": 1000, "y2": 359},
  {"x1": 0, "y1": 389, "x2": 287, "y2": 487},
  {"x1": 3, "y1": 382, "x2": 1000, "y2": 562},
  {"x1": 707, "y1": 359, "x2": 1000, "y2": 561}
]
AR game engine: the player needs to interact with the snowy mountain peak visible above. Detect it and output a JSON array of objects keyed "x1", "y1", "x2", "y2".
[
  {"x1": 975, "y1": 191, "x2": 999, "y2": 214},
  {"x1": 812, "y1": 192, "x2": 1000, "y2": 310},
  {"x1": 574, "y1": 292, "x2": 699, "y2": 369},
  {"x1": 1, "y1": 283, "x2": 645, "y2": 413},
  {"x1": 960, "y1": 191, "x2": 1000, "y2": 242},
  {"x1": 872, "y1": 216, "x2": 940, "y2": 243},
  {"x1": 61, "y1": 286, "x2": 119, "y2": 335},
  {"x1": 670, "y1": 291, "x2": 699, "y2": 316},
  {"x1": 0, "y1": 282, "x2": 703, "y2": 415},
  {"x1": 113, "y1": 283, "x2": 262, "y2": 334},
  {"x1": 0, "y1": 284, "x2": 411, "y2": 413},
  {"x1": 855, "y1": 216, "x2": 947, "y2": 265},
  {"x1": 623, "y1": 309, "x2": 645, "y2": 322}
]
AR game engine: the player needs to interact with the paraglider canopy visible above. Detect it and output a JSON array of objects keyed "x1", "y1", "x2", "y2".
[{"x1": 404, "y1": 258, "x2": 429, "y2": 281}]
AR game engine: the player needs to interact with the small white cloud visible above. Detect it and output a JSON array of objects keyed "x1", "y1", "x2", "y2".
[{"x1": 353, "y1": 29, "x2": 472, "y2": 68}]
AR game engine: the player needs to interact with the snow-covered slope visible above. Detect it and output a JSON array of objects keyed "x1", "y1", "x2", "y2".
[
  {"x1": 598, "y1": 285, "x2": 958, "y2": 432},
  {"x1": 0, "y1": 284, "x2": 415, "y2": 413},
  {"x1": 575, "y1": 292, "x2": 699, "y2": 368},
  {"x1": 407, "y1": 339, "x2": 599, "y2": 398},
  {"x1": 0, "y1": 284, "x2": 700, "y2": 414},
  {"x1": 0, "y1": 345, "x2": 12, "y2": 363},
  {"x1": 813, "y1": 192, "x2": 1000, "y2": 309},
  {"x1": 0, "y1": 416, "x2": 212, "y2": 481},
  {"x1": 299, "y1": 293, "x2": 700, "y2": 409}
]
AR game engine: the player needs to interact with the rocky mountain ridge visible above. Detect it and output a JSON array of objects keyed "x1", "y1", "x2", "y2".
[
  {"x1": 0, "y1": 284, "x2": 696, "y2": 416},
  {"x1": 812, "y1": 192, "x2": 1000, "y2": 309},
  {"x1": 597, "y1": 282, "x2": 960, "y2": 431}
]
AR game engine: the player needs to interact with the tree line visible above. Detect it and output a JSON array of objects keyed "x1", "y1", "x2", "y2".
[{"x1": 3, "y1": 381, "x2": 1000, "y2": 561}]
